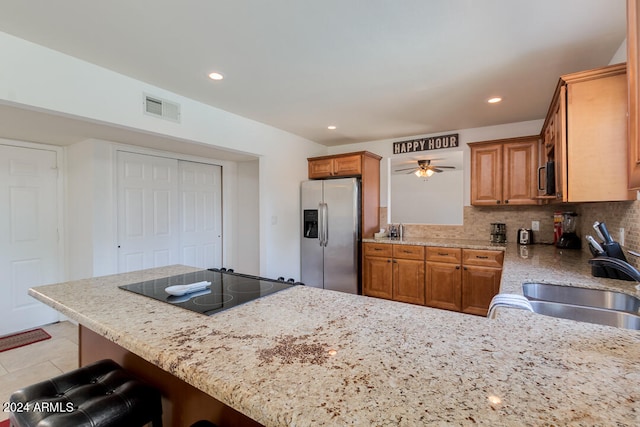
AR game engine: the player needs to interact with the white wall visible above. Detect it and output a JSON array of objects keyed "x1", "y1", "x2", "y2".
[
  {"x1": 328, "y1": 120, "x2": 544, "y2": 221},
  {"x1": 1, "y1": 31, "x2": 328, "y2": 281}
]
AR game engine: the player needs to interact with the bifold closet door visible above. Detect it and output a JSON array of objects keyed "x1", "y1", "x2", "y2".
[
  {"x1": 117, "y1": 152, "x2": 222, "y2": 273},
  {"x1": 178, "y1": 160, "x2": 222, "y2": 269}
]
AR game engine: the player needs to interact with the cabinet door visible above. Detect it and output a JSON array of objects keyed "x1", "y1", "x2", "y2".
[
  {"x1": 425, "y1": 261, "x2": 461, "y2": 311},
  {"x1": 308, "y1": 159, "x2": 334, "y2": 179},
  {"x1": 502, "y1": 139, "x2": 539, "y2": 205},
  {"x1": 461, "y1": 265, "x2": 502, "y2": 316},
  {"x1": 566, "y1": 71, "x2": 631, "y2": 202},
  {"x1": 552, "y1": 93, "x2": 566, "y2": 200},
  {"x1": 393, "y1": 259, "x2": 425, "y2": 305},
  {"x1": 470, "y1": 143, "x2": 502, "y2": 205},
  {"x1": 628, "y1": 0, "x2": 640, "y2": 189},
  {"x1": 363, "y1": 256, "x2": 393, "y2": 300},
  {"x1": 332, "y1": 155, "x2": 361, "y2": 176}
]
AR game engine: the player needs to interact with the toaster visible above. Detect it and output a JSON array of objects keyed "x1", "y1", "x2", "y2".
[{"x1": 518, "y1": 228, "x2": 533, "y2": 245}]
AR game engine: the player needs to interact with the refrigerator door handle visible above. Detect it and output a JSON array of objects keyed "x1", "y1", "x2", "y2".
[
  {"x1": 322, "y1": 203, "x2": 329, "y2": 247},
  {"x1": 318, "y1": 202, "x2": 325, "y2": 246}
]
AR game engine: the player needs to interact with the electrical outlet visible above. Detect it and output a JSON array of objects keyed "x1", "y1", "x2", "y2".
[
  {"x1": 531, "y1": 221, "x2": 540, "y2": 231},
  {"x1": 619, "y1": 227, "x2": 625, "y2": 246}
]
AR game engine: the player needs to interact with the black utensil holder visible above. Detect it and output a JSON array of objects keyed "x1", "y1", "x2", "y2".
[{"x1": 591, "y1": 242, "x2": 634, "y2": 281}]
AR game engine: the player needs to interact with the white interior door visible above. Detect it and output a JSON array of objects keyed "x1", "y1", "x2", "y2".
[
  {"x1": 0, "y1": 144, "x2": 60, "y2": 335},
  {"x1": 117, "y1": 151, "x2": 223, "y2": 273},
  {"x1": 178, "y1": 161, "x2": 222, "y2": 268},
  {"x1": 117, "y1": 151, "x2": 179, "y2": 272}
]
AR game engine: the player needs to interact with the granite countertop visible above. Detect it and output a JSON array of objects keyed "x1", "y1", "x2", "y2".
[
  {"x1": 363, "y1": 236, "x2": 507, "y2": 251},
  {"x1": 30, "y1": 244, "x2": 640, "y2": 426}
]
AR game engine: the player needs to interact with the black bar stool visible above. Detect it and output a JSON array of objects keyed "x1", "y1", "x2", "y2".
[{"x1": 9, "y1": 359, "x2": 162, "y2": 427}]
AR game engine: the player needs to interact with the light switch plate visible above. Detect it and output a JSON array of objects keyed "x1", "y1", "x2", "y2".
[{"x1": 531, "y1": 221, "x2": 540, "y2": 231}]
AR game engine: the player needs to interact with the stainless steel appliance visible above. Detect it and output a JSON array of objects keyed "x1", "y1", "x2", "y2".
[
  {"x1": 518, "y1": 228, "x2": 533, "y2": 245},
  {"x1": 301, "y1": 178, "x2": 360, "y2": 294},
  {"x1": 119, "y1": 269, "x2": 296, "y2": 316}
]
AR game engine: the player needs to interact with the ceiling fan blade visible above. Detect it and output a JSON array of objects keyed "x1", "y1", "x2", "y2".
[
  {"x1": 435, "y1": 166, "x2": 456, "y2": 169},
  {"x1": 432, "y1": 168, "x2": 444, "y2": 173},
  {"x1": 395, "y1": 167, "x2": 418, "y2": 172},
  {"x1": 405, "y1": 170, "x2": 417, "y2": 175}
]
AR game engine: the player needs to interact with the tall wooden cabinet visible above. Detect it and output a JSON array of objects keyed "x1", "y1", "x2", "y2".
[
  {"x1": 540, "y1": 63, "x2": 634, "y2": 202},
  {"x1": 469, "y1": 136, "x2": 540, "y2": 206},
  {"x1": 307, "y1": 151, "x2": 381, "y2": 238}
]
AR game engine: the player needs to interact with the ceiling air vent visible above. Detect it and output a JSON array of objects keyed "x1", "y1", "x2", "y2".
[{"x1": 143, "y1": 94, "x2": 181, "y2": 122}]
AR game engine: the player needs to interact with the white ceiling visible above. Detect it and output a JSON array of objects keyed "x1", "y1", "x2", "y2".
[{"x1": 0, "y1": 0, "x2": 627, "y2": 149}]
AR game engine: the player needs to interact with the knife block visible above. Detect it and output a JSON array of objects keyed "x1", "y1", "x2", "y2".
[{"x1": 591, "y1": 241, "x2": 634, "y2": 281}]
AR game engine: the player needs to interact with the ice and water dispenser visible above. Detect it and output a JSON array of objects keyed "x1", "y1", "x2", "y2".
[{"x1": 303, "y1": 209, "x2": 318, "y2": 239}]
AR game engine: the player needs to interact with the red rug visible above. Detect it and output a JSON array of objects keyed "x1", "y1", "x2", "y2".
[
  {"x1": 0, "y1": 418, "x2": 9, "y2": 426},
  {"x1": 0, "y1": 328, "x2": 51, "y2": 353}
]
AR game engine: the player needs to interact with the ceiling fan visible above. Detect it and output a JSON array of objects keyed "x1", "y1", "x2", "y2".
[{"x1": 394, "y1": 159, "x2": 456, "y2": 177}]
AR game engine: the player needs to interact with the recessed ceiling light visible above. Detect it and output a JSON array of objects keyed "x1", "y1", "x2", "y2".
[
  {"x1": 208, "y1": 72, "x2": 224, "y2": 81},
  {"x1": 327, "y1": 125, "x2": 337, "y2": 130},
  {"x1": 487, "y1": 97, "x2": 502, "y2": 104}
]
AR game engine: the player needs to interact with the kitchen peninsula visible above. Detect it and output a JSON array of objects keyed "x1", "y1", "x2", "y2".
[{"x1": 29, "y1": 245, "x2": 639, "y2": 426}]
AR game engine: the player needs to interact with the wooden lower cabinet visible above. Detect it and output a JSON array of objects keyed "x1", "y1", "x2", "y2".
[
  {"x1": 394, "y1": 258, "x2": 425, "y2": 305},
  {"x1": 363, "y1": 243, "x2": 424, "y2": 304},
  {"x1": 461, "y1": 265, "x2": 502, "y2": 316},
  {"x1": 362, "y1": 254, "x2": 393, "y2": 300},
  {"x1": 425, "y1": 247, "x2": 462, "y2": 311},
  {"x1": 425, "y1": 261, "x2": 461, "y2": 311},
  {"x1": 364, "y1": 243, "x2": 503, "y2": 316}
]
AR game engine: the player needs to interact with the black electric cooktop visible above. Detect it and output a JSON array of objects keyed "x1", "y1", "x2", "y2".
[{"x1": 119, "y1": 269, "x2": 296, "y2": 316}]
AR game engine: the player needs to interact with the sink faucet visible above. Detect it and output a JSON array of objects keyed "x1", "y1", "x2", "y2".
[{"x1": 588, "y1": 256, "x2": 640, "y2": 290}]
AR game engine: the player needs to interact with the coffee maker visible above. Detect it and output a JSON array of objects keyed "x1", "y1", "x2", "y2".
[{"x1": 556, "y1": 212, "x2": 581, "y2": 249}]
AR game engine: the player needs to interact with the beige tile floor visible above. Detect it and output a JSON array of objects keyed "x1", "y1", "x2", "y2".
[{"x1": 0, "y1": 321, "x2": 78, "y2": 422}]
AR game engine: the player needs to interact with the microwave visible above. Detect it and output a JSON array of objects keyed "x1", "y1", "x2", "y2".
[{"x1": 538, "y1": 161, "x2": 556, "y2": 196}]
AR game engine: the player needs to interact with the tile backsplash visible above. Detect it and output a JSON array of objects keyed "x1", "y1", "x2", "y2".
[{"x1": 382, "y1": 198, "x2": 640, "y2": 269}]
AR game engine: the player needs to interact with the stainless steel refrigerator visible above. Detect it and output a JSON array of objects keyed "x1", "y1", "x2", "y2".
[{"x1": 300, "y1": 178, "x2": 360, "y2": 294}]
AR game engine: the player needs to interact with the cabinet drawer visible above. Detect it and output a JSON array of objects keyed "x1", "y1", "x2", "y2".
[
  {"x1": 392, "y1": 244, "x2": 425, "y2": 260},
  {"x1": 462, "y1": 249, "x2": 504, "y2": 268},
  {"x1": 363, "y1": 243, "x2": 393, "y2": 257},
  {"x1": 426, "y1": 247, "x2": 461, "y2": 264}
]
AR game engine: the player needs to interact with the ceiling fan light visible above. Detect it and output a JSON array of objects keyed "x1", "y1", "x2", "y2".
[{"x1": 414, "y1": 169, "x2": 433, "y2": 178}]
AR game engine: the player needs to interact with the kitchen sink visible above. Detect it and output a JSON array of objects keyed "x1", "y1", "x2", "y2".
[
  {"x1": 528, "y1": 300, "x2": 640, "y2": 330},
  {"x1": 522, "y1": 282, "x2": 640, "y2": 330},
  {"x1": 522, "y1": 282, "x2": 640, "y2": 314}
]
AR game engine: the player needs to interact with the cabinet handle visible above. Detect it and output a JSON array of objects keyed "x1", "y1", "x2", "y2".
[
  {"x1": 504, "y1": 200, "x2": 509, "y2": 204},
  {"x1": 496, "y1": 200, "x2": 501, "y2": 204},
  {"x1": 455, "y1": 265, "x2": 460, "y2": 270},
  {"x1": 373, "y1": 248, "x2": 383, "y2": 251},
  {"x1": 463, "y1": 267, "x2": 468, "y2": 270},
  {"x1": 393, "y1": 260, "x2": 398, "y2": 263},
  {"x1": 476, "y1": 256, "x2": 489, "y2": 259},
  {"x1": 437, "y1": 252, "x2": 449, "y2": 256}
]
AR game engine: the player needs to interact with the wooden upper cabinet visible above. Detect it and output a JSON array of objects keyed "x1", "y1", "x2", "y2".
[
  {"x1": 502, "y1": 139, "x2": 539, "y2": 205},
  {"x1": 628, "y1": 0, "x2": 640, "y2": 189},
  {"x1": 308, "y1": 154, "x2": 361, "y2": 178},
  {"x1": 540, "y1": 63, "x2": 633, "y2": 202},
  {"x1": 470, "y1": 136, "x2": 539, "y2": 206},
  {"x1": 540, "y1": 91, "x2": 566, "y2": 199},
  {"x1": 470, "y1": 143, "x2": 502, "y2": 205}
]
